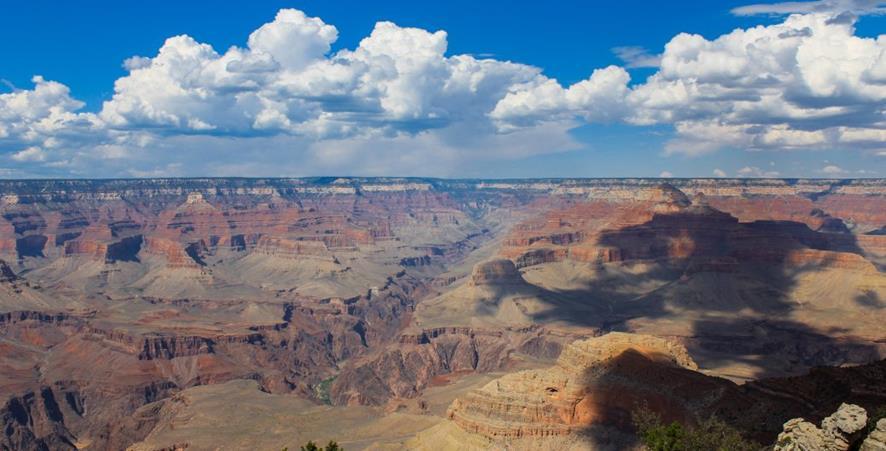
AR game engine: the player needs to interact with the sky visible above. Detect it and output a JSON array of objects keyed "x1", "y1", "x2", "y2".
[{"x1": 1, "y1": 0, "x2": 885, "y2": 179}]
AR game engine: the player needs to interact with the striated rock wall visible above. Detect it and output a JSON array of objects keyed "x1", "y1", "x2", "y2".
[
  {"x1": 0, "y1": 270, "x2": 425, "y2": 449},
  {"x1": 446, "y1": 333, "x2": 702, "y2": 439},
  {"x1": 330, "y1": 326, "x2": 572, "y2": 406},
  {"x1": 441, "y1": 333, "x2": 886, "y2": 448},
  {"x1": 252, "y1": 236, "x2": 335, "y2": 261},
  {"x1": 470, "y1": 259, "x2": 525, "y2": 286}
]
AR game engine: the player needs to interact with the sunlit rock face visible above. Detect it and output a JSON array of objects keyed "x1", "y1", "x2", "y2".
[
  {"x1": 470, "y1": 259, "x2": 525, "y2": 286},
  {"x1": 447, "y1": 333, "x2": 702, "y2": 438}
]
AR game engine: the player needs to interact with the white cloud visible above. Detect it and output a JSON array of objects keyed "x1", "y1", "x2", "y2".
[
  {"x1": 0, "y1": 76, "x2": 100, "y2": 149},
  {"x1": 839, "y1": 127, "x2": 886, "y2": 143},
  {"x1": 490, "y1": 66, "x2": 630, "y2": 130},
  {"x1": 498, "y1": 11, "x2": 886, "y2": 155},
  {"x1": 0, "y1": 76, "x2": 109, "y2": 174},
  {"x1": 2, "y1": 6, "x2": 885, "y2": 176},
  {"x1": 737, "y1": 166, "x2": 781, "y2": 177},
  {"x1": 98, "y1": 14, "x2": 542, "y2": 138},
  {"x1": 731, "y1": 0, "x2": 885, "y2": 16},
  {"x1": 246, "y1": 9, "x2": 337, "y2": 71},
  {"x1": 659, "y1": 170, "x2": 674, "y2": 178},
  {"x1": 627, "y1": 13, "x2": 886, "y2": 154},
  {"x1": 11, "y1": 146, "x2": 46, "y2": 162},
  {"x1": 1, "y1": 9, "x2": 555, "y2": 174},
  {"x1": 713, "y1": 168, "x2": 727, "y2": 177},
  {"x1": 612, "y1": 46, "x2": 661, "y2": 68},
  {"x1": 819, "y1": 164, "x2": 849, "y2": 174}
]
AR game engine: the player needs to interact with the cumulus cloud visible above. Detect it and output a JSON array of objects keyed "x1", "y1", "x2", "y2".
[
  {"x1": 631, "y1": 13, "x2": 886, "y2": 154},
  {"x1": 11, "y1": 146, "x2": 46, "y2": 162},
  {"x1": 1, "y1": 9, "x2": 558, "y2": 175},
  {"x1": 98, "y1": 13, "x2": 541, "y2": 138},
  {"x1": 819, "y1": 163, "x2": 849, "y2": 174},
  {"x1": 659, "y1": 170, "x2": 674, "y2": 177},
  {"x1": 713, "y1": 168, "x2": 727, "y2": 177},
  {"x1": 498, "y1": 11, "x2": 886, "y2": 155},
  {"x1": 490, "y1": 66, "x2": 631, "y2": 130},
  {"x1": 0, "y1": 76, "x2": 98, "y2": 144},
  {"x1": 247, "y1": 9, "x2": 337, "y2": 71},
  {"x1": 0, "y1": 76, "x2": 106, "y2": 169},
  {"x1": 2, "y1": 6, "x2": 885, "y2": 176},
  {"x1": 738, "y1": 166, "x2": 781, "y2": 177}
]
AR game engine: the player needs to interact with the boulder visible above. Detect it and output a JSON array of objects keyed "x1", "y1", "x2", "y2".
[
  {"x1": 775, "y1": 403, "x2": 868, "y2": 451},
  {"x1": 861, "y1": 419, "x2": 886, "y2": 451}
]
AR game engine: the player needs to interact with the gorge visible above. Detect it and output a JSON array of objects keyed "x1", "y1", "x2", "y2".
[{"x1": 0, "y1": 177, "x2": 884, "y2": 450}]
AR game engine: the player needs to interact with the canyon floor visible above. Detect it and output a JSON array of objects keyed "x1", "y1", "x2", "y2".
[{"x1": 1, "y1": 177, "x2": 884, "y2": 450}]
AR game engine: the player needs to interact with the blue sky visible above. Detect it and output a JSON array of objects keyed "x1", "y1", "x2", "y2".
[{"x1": 1, "y1": 0, "x2": 885, "y2": 178}]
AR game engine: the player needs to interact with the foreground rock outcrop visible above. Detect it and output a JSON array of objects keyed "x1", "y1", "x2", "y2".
[
  {"x1": 862, "y1": 419, "x2": 886, "y2": 451},
  {"x1": 774, "y1": 403, "x2": 870, "y2": 451},
  {"x1": 429, "y1": 333, "x2": 886, "y2": 450}
]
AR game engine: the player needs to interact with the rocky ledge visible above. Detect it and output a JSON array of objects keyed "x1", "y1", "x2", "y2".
[
  {"x1": 446, "y1": 332, "x2": 699, "y2": 438},
  {"x1": 774, "y1": 403, "x2": 884, "y2": 451}
]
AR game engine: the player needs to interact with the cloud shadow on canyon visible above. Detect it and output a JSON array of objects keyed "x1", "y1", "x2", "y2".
[{"x1": 521, "y1": 208, "x2": 882, "y2": 380}]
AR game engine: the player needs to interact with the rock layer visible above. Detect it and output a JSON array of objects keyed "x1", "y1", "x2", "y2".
[
  {"x1": 440, "y1": 333, "x2": 886, "y2": 449},
  {"x1": 447, "y1": 333, "x2": 700, "y2": 438}
]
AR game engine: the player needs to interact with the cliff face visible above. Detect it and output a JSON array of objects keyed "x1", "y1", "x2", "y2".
[
  {"x1": 447, "y1": 333, "x2": 703, "y2": 438},
  {"x1": 0, "y1": 177, "x2": 883, "y2": 450},
  {"x1": 330, "y1": 326, "x2": 571, "y2": 406},
  {"x1": 3, "y1": 178, "x2": 883, "y2": 277},
  {"x1": 436, "y1": 333, "x2": 886, "y2": 449},
  {"x1": 469, "y1": 259, "x2": 526, "y2": 286},
  {"x1": 0, "y1": 272, "x2": 421, "y2": 450}
]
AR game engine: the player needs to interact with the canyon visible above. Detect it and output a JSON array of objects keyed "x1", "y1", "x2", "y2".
[{"x1": 0, "y1": 177, "x2": 884, "y2": 450}]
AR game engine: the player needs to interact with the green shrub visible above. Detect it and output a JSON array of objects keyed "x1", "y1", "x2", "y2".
[
  {"x1": 297, "y1": 440, "x2": 341, "y2": 451},
  {"x1": 632, "y1": 406, "x2": 759, "y2": 451}
]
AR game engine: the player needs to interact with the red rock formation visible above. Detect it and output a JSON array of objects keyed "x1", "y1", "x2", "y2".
[
  {"x1": 0, "y1": 220, "x2": 16, "y2": 258},
  {"x1": 470, "y1": 259, "x2": 525, "y2": 286},
  {"x1": 253, "y1": 236, "x2": 335, "y2": 261},
  {"x1": 331, "y1": 326, "x2": 572, "y2": 406},
  {"x1": 447, "y1": 333, "x2": 701, "y2": 437},
  {"x1": 142, "y1": 237, "x2": 202, "y2": 268},
  {"x1": 443, "y1": 334, "x2": 886, "y2": 447},
  {"x1": 62, "y1": 223, "x2": 113, "y2": 260}
]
